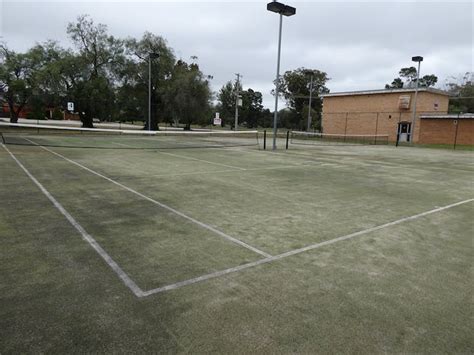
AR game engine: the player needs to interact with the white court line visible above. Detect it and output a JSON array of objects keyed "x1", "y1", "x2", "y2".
[
  {"x1": 142, "y1": 198, "x2": 474, "y2": 296},
  {"x1": 158, "y1": 151, "x2": 247, "y2": 171},
  {"x1": 147, "y1": 164, "x2": 307, "y2": 178},
  {"x1": 24, "y1": 139, "x2": 271, "y2": 258},
  {"x1": 113, "y1": 141, "x2": 247, "y2": 171},
  {"x1": 2, "y1": 144, "x2": 145, "y2": 298}
]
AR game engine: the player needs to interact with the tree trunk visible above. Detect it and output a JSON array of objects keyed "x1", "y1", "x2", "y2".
[
  {"x1": 8, "y1": 100, "x2": 19, "y2": 123},
  {"x1": 9, "y1": 111, "x2": 19, "y2": 124},
  {"x1": 80, "y1": 111, "x2": 94, "y2": 128}
]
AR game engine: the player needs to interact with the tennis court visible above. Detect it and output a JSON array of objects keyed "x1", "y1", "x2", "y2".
[{"x1": 1, "y1": 124, "x2": 473, "y2": 352}]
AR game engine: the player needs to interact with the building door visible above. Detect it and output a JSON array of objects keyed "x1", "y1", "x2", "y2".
[{"x1": 398, "y1": 122, "x2": 411, "y2": 142}]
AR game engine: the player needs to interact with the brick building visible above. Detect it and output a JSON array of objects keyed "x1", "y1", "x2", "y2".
[{"x1": 321, "y1": 88, "x2": 473, "y2": 145}]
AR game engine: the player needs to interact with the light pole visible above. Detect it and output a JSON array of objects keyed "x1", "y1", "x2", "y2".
[
  {"x1": 411, "y1": 56, "x2": 423, "y2": 142},
  {"x1": 148, "y1": 52, "x2": 159, "y2": 131},
  {"x1": 234, "y1": 73, "x2": 241, "y2": 130},
  {"x1": 267, "y1": 1, "x2": 296, "y2": 150},
  {"x1": 307, "y1": 73, "x2": 314, "y2": 131}
]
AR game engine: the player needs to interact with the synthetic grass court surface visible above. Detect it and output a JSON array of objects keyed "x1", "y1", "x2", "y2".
[{"x1": 1, "y1": 137, "x2": 473, "y2": 353}]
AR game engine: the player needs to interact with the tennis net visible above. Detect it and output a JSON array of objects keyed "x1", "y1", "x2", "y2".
[
  {"x1": 290, "y1": 131, "x2": 389, "y2": 146},
  {"x1": 0, "y1": 122, "x2": 260, "y2": 150}
]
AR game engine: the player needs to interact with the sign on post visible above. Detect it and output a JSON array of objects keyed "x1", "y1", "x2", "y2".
[
  {"x1": 67, "y1": 102, "x2": 74, "y2": 112},
  {"x1": 213, "y1": 112, "x2": 222, "y2": 126}
]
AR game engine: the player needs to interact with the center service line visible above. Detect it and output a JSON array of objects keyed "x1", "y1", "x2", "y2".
[
  {"x1": 141, "y1": 197, "x2": 474, "y2": 296},
  {"x1": 25, "y1": 139, "x2": 271, "y2": 259}
]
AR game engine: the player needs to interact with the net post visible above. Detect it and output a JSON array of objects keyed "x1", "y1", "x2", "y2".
[
  {"x1": 263, "y1": 130, "x2": 266, "y2": 150},
  {"x1": 286, "y1": 130, "x2": 289, "y2": 150}
]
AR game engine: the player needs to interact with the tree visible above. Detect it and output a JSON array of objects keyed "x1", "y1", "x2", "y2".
[
  {"x1": 66, "y1": 15, "x2": 124, "y2": 127},
  {"x1": 385, "y1": 67, "x2": 438, "y2": 89},
  {"x1": 217, "y1": 80, "x2": 241, "y2": 128},
  {"x1": 217, "y1": 80, "x2": 266, "y2": 128},
  {"x1": 419, "y1": 74, "x2": 438, "y2": 88},
  {"x1": 239, "y1": 88, "x2": 264, "y2": 128},
  {"x1": 276, "y1": 68, "x2": 329, "y2": 130},
  {"x1": 0, "y1": 44, "x2": 45, "y2": 123},
  {"x1": 163, "y1": 60, "x2": 212, "y2": 130},
  {"x1": 445, "y1": 72, "x2": 474, "y2": 113},
  {"x1": 385, "y1": 78, "x2": 404, "y2": 89},
  {"x1": 122, "y1": 32, "x2": 176, "y2": 130}
]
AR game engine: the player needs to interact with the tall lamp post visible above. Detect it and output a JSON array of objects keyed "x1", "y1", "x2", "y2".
[
  {"x1": 307, "y1": 72, "x2": 314, "y2": 131},
  {"x1": 410, "y1": 55, "x2": 423, "y2": 142},
  {"x1": 148, "y1": 52, "x2": 159, "y2": 131},
  {"x1": 267, "y1": 1, "x2": 296, "y2": 150}
]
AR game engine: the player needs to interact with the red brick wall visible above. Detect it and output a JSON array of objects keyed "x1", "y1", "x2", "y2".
[
  {"x1": 419, "y1": 119, "x2": 474, "y2": 145},
  {"x1": 323, "y1": 111, "x2": 413, "y2": 142},
  {"x1": 321, "y1": 91, "x2": 450, "y2": 143}
]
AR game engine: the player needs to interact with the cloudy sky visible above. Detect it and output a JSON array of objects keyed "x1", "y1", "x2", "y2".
[{"x1": 1, "y1": 0, "x2": 472, "y2": 108}]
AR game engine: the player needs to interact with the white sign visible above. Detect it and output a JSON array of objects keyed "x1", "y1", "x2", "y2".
[
  {"x1": 67, "y1": 102, "x2": 74, "y2": 111},
  {"x1": 213, "y1": 112, "x2": 221, "y2": 125}
]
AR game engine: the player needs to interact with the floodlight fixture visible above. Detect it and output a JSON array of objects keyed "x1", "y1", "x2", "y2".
[{"x1": 267, "y1": 1, "x2": 295, "y2": 16}]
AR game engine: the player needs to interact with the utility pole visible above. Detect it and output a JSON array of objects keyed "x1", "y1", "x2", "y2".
[
  {"x1": 235, "y1": 73, "x2": 241, "y2": 131},
  {"x1": 148, "y1": 52, "x2": 159, "y2": 131},
  {"x1": 148, "y1": 54, "x2": 152, "y2": 131},
  {"x1": 307, "y1": 73, "x2": 314, "y2": 131}
]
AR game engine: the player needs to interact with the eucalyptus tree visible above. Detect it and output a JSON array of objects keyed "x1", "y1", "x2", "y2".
[
  {"x1": 163, "y1": 60, "x2": 212, "y2": 130},
  {"x1": 276, "y1": 68, "x2": 329, "y2": 129},
  {"x1": 121, "y1": 32, "x2": 176, "y2": 130},
  {"x1": 0, "y1": 44, "x2": 47, "y2": 123},
  {"x1": 66, "y1": 15, "x2": 124, "y2": 127}
]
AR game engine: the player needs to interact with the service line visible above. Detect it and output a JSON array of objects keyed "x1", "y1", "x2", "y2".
[{"x1": 24, "y1": 139, "x2": 271, "y2": 258}]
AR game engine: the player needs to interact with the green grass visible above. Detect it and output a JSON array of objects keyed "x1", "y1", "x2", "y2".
[{"x1": 1, "y1": 137, "x2": 473, "y2": 353}]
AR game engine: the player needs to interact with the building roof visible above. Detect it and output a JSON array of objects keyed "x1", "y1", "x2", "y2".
[
  {"x1": 420, "y1": 113, "x2": 474, "y2": 119},
  {"x1": 322, "y1": 87, "x2": 451, "y2": 98}
]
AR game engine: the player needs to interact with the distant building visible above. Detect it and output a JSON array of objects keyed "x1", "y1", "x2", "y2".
[
  {"x1": 1, "y1": 103, "x2": 80, "y2": 121},
  {"x1": 321, "y1": 87, "x2": 473, "y2": 145}
]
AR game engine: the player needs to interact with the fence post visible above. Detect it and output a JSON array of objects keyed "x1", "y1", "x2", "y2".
[
  {"x1": 374, "y1": 112, "x2": 379, "y2": 145},
  {"x1": 286, "y1": 130, "x2": 290, "y2": 150},
  {"x1": 453, "y1": 113, "x2": 460, "y2": 150},
  {"x1": 263, "y1": 130, "x2": 266, "y2": 150},
  {"x1": 343, "y1": 112, "x2": 348, "y2": 142}
]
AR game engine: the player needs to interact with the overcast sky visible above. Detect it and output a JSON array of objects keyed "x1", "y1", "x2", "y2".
[{"x1": 1, "y1": 0, "x2": 472, "y2": 108}]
